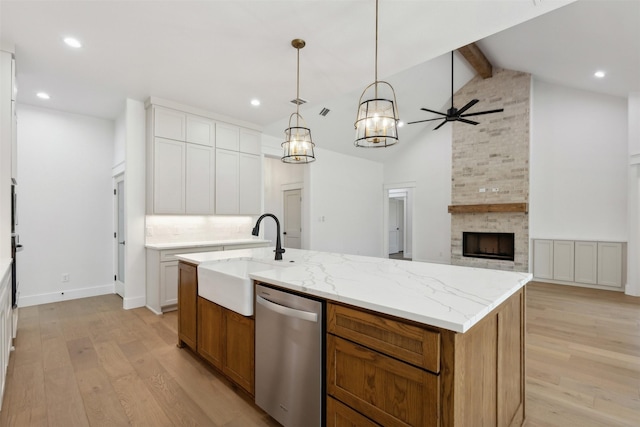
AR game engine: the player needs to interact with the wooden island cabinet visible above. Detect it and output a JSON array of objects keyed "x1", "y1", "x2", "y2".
[
  {"x1": 177, "y1": 261, "x2": 255, "y2": 396},
  {"x1": 326, "y1": 287, "x2": 526, "y2": 427}
]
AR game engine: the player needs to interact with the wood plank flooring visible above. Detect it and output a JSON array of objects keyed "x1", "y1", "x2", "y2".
[{"x1": 0, "y1": 281, "x2": 638, "y2": 426}]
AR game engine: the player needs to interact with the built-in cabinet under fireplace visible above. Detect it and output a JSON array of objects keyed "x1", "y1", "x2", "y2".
[{"x1": 463, "y1": 232, "x2": 515, "y2": 261}]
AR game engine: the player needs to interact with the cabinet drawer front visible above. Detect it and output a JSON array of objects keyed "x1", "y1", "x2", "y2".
[
  {"x1": 328, "y1": 303, "x2": 440, "y2": 373},
  {"x1": 328, "y1": 335, "x2": 439, "y2": 427},
  {"x1": 327, "y1": 396, "x2": 381, "y2": 427}
]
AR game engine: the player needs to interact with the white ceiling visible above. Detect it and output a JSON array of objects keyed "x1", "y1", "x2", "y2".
[{"x1": 1, "y1": 0, "x2": 639, "y2": 161}]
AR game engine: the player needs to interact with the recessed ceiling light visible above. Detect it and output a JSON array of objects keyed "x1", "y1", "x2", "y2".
[
  {"x1": 36, "y1": 92, "x2": 50, "y2": 100},
  {"x1": 63, "y1": 37, "x2": 82, "y2": 48},
  {"x1": 250, "y1": 99, "x2": 260, "y2": 107},
  {"x1": 594, "y1": 70, "x2": 606, "y2": 78}
]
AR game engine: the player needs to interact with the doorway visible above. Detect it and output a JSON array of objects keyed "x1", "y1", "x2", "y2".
[
  {"x1": 114, "y1": 174, "x2": 125, "y2": 297},
  {"x1": 384, "y1": 184, "x2": 415, "y2": 261},
  {"x1": 283, "y1": 189, "x2": 302, "y2": 249}
]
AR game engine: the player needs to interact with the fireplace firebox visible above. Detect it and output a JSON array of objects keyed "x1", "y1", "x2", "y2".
[{"x1": 463, "y1": 232, "x2": 515, "y2": 261}]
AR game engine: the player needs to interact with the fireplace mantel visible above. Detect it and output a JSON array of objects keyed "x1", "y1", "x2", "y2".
[{"x1": 448, "y1": 203, "x2": 528, "y2": 214}]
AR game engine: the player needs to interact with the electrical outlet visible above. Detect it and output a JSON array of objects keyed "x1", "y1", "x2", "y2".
[
  {"x1": 62, "y1": 273, "x2": 70, "y2": 282},
  {"x1": 492, "y1": 187, "x2": 499, "y2": 192},
  {"x1": 479, "y1": 188, "x2": 486, "y2": 193},
  {"x1": 146, "y1": 226, "x2": 153, "y2": 237}
]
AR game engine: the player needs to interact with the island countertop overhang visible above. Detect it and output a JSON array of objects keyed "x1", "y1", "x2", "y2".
[{"x1": 175, "y1": 247, "x2": 532, "y2": 333}]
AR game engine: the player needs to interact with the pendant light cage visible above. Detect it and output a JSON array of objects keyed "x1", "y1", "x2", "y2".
[
  {"x1": 282, "y1": 112, "x2": 315, "y2": 163},
  {"x1": 282, "y1": 38, "x2": 316, "y2": 164},
  {"x1": 354, "y1": 81, "x2": 399, "y2": 147},
  {"x1": 354, "y1": 0, "x2": 400, "y2": 148}
]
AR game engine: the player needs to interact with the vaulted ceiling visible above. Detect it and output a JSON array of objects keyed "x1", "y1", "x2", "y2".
[{"x1": 1, "y1": 0, "x2": 638, "y2": 161}]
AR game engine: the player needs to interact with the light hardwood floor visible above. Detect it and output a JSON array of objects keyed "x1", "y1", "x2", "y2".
[{"x1": 0, "y1": 282, "x2": 638, "y2": 426}]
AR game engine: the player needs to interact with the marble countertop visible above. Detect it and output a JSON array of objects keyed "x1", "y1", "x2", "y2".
[
  {"x1": 145, "y1": 238, "x2": 269, "y2": 250},
  {"x1": 176, "y1": 247, "x2": 532, "y2": 333}
]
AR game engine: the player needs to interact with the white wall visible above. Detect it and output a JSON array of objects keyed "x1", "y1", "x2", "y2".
[
  {"x1": 384, "y1": 127, "x2": 453, "y2": 264},
  {"x1": 308, "y1": 148, "x2": 384, "y2": 257},
  {"x1": 113, "y1": 109, "x2": 126, "y2": 170},
  {"x1": 17, "y1": 104, "x2": 114, "y2": 306},
  {"x1": 626, "y1": 93, "x2": 640, "y2": 296},
  {"x1": 530, "y1": 80, "x2": 628, "y2": 241}
]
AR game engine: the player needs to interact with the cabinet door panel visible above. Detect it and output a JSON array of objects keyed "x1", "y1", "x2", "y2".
[
  {"x1": 327, "y1": 335, "x2": 438, "y2": 427},
  {"x1": 533, "y1": 240, "x2": 553, "y2": 280},
  {"x1": 216, "y1": 123, "x2": 239, "y2": 151},
  {"x1": 327, "y1": 397, "x2": 381, "y2": 427},
  {"x1": 553, "y1": 240, "x2": 575, "y2": 282},
  {"x1": 154, "y1": 138, "x2": 185, "y2": 214},
  {"x1": 160, "y1": 261, "x2": 179, "y2": 308},
  {"x1": 239, "y1": 129, "x2": 261, "y2": 154},
  {"x1": 185, "y1": 144, "x2": 214, "y2": 214},
  {"x1": 186, "y1": 115, "x2": 214, "y2": 146},
  {"x1": 223, "y1": 310, "x2": 254, "y2": 395},
  {"x1": 215, "y1": 149, "x2": 239, "y2": 214},
  {"x1": 154, "y1": 107, "x2": 186, "y2": 141},
  {"x1": 197, "y1": 297, "x2": 223, "y2": 369},
  {"x1": 597, "y1": 242, "x2": 623, "y2": 288},
  {"x1": 239, "y1": 153, "x2": 261, "y2": 215},
  {"x1": 574, "y1": 241, "x2": 598, "y2": 284}
]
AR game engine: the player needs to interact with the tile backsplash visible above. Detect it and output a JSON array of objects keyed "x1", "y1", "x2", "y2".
[{"x1": 145, "y1": 215, "x2": 256, "y2": 244}]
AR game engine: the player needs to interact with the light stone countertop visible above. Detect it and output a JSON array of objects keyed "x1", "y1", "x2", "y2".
[
  {"x1": 145, "y1": 238, "x2": 270, "y2": 250},
  {"x1": 176, "y1": 247, "x2": 532, "y2": 333}
]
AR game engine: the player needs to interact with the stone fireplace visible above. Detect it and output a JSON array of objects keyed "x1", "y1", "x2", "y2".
[
  {"x1": 463, "y1": 232, "x2": 515, "y2": 261},
  {"x1": 450, "y1": 68, "x2": 531, "y2": 272}
]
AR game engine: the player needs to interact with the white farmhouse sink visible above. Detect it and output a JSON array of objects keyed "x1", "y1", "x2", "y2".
[{"x1": 198, "y1": 259, "x2": 283, "y2": 316}]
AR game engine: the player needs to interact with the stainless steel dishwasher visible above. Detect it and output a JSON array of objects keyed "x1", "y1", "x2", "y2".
[{"x1": 255, "y1": 284, "x2": 324, "y2": 427}]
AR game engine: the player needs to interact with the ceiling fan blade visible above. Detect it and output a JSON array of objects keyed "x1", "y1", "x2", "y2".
[
  {"x1": 407, "y1": 117, "x2": 447, "y2": 125},
  {"x1": 456, "y1": 99, "x2": 479, "y2": 115},
  {"x1": 458, "y1": 118, "x2": 479, "y2": 125},
  {"x1": 460, "y1": 108, "x2": 504, "y2": 118},
  {"x1": 420, "y1": 108, "x2": 448, "y2": 116},
  {"x1": 433, "y1": 120, "x2": 448, "y2": 130}
]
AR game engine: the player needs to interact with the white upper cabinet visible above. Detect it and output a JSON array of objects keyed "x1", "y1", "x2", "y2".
[
  {"x1": 154, "y1": 107, "x2": 186, "y2": 141},
  {"x1": 215, "y1": 148, "x2": 240, "y2": 214},
  {"x1": 239, "y1": 152, "x2": 261, "y2": 214},
  {"x1": 153, "y1": 138, "x2": 186, "y2": 214},
  {"x1": 239, "y1": 129, "x2": 261, "y2": 155},
  {"x1": 186, "y1": 115, "x2": 215, "y2": 146},
  {"x1": 216, "y1": 123, "x2": 240, "y2": 151},
  {"x1": 185, "y1": 144, "x2": 214, "y2": 214}
]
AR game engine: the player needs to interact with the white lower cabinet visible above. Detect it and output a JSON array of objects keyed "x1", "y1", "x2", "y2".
[
  {"x1": 532, "y1": 239, "x2": 626, "y2": 290},
  {"x1": 574, "y1": 241, "x2": 598, "y2": 284},
  {"x1": 553, "y1": 240, "x2": 574, "y2": 282},
  {"x1": 146, "y1": 242, "x2": 269, "y2": 313},
  {"x1": 0, "y1": 266, "x2": 12, "y2": 410},
  {"x1": 598, "y1": 242, "x2": 624, "y2": 288}
]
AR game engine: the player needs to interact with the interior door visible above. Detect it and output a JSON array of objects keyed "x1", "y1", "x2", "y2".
[
  {"x1": 389, "y1": 198, "x2": 400, "y2": 254},
  {"x1": 115, "y1": 176, "x2": 125, "y2": 297},
  {"x1": 283, "y1": 189, "x2": 302, "y2": 249}
]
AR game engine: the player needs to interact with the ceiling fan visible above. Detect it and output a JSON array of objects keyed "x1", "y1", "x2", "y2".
[{"x1": 408, "y1": 51, "x2": 504, "y2": 130}]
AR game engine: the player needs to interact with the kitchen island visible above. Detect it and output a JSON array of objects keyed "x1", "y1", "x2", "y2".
[{"x1": 176, "y1": 247, "x2": 532, "y2": 427}]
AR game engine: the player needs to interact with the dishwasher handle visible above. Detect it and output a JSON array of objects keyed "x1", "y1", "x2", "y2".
[{"x1": 256, "y1": 294, "x2": 318, "y2": 323}]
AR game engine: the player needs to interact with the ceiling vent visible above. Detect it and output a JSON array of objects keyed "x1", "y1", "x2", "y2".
[
  {"x1": 319, "y1": 107, "x2": 330, "y2": 116},
  {"x1": 290, "y1": 98, "x2": 307, "y2": 106}
]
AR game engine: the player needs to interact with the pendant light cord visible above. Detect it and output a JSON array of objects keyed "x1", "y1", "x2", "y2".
[
  {"x1": 451, "y1": 51, "x2": 454, "y2": 111},
  {"x1": 374, "y1": 0, "x2": 379, "y2": 97},
  {"x1": 296, "y1": 46, "x2": 300, "y2": 126}
]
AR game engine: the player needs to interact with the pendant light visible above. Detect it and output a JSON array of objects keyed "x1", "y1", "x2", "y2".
[
  {"x1": 354, "y1": 0, "x2": 400, "y2": 148},
  {"x1": 282, "y1": 39, "x2": 316, "y2": 164}
]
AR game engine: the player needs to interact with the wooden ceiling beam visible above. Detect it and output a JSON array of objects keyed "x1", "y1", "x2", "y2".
[{"x1": 457, "y1": 43, "x2": 493, "y2": 79}]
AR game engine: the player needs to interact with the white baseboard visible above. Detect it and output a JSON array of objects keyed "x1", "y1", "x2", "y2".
[
  {"x1": 123, "y1": 295, "x2": 146, "y2": 310},
  {"x1": 18, "y1": 283, "x2": 115, "y2": 307},
  {"x1": 144, "y1": 304, "x2": 162, "y2": 315}
]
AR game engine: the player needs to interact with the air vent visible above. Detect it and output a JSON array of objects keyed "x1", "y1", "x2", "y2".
[
  {"x1": 319, "y1": 107, "x2": 330, "y2": 116},
  {"x1": 290, "y1": 98, "x2": 307, "y2": 106}
]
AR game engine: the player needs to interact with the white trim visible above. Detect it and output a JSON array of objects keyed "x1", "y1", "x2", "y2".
[
  {"x1": 630, "y1": 153, "x2": 640, "y2": 165},
  {"x1": 143, "y1": 303, "x2": 162, "y2": 314},
  {"x1": 112, "y1": 161, "x2": 125, "y2": 176},
  {"x1": 383, "y1": 182, "x2": 417, "y2": 259},
  {"x1": 384, "y1": 181, "x2": 417, "y2": 190},
  {"x1": 282, "y1": 182, "x2": 303, "y2": 192},
  {"x1": 18, "y1": 284, "x2": 115, "y2": 307},
  {"x1": 123, "y1": 296, "x2": 145, "y2": 310}
]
